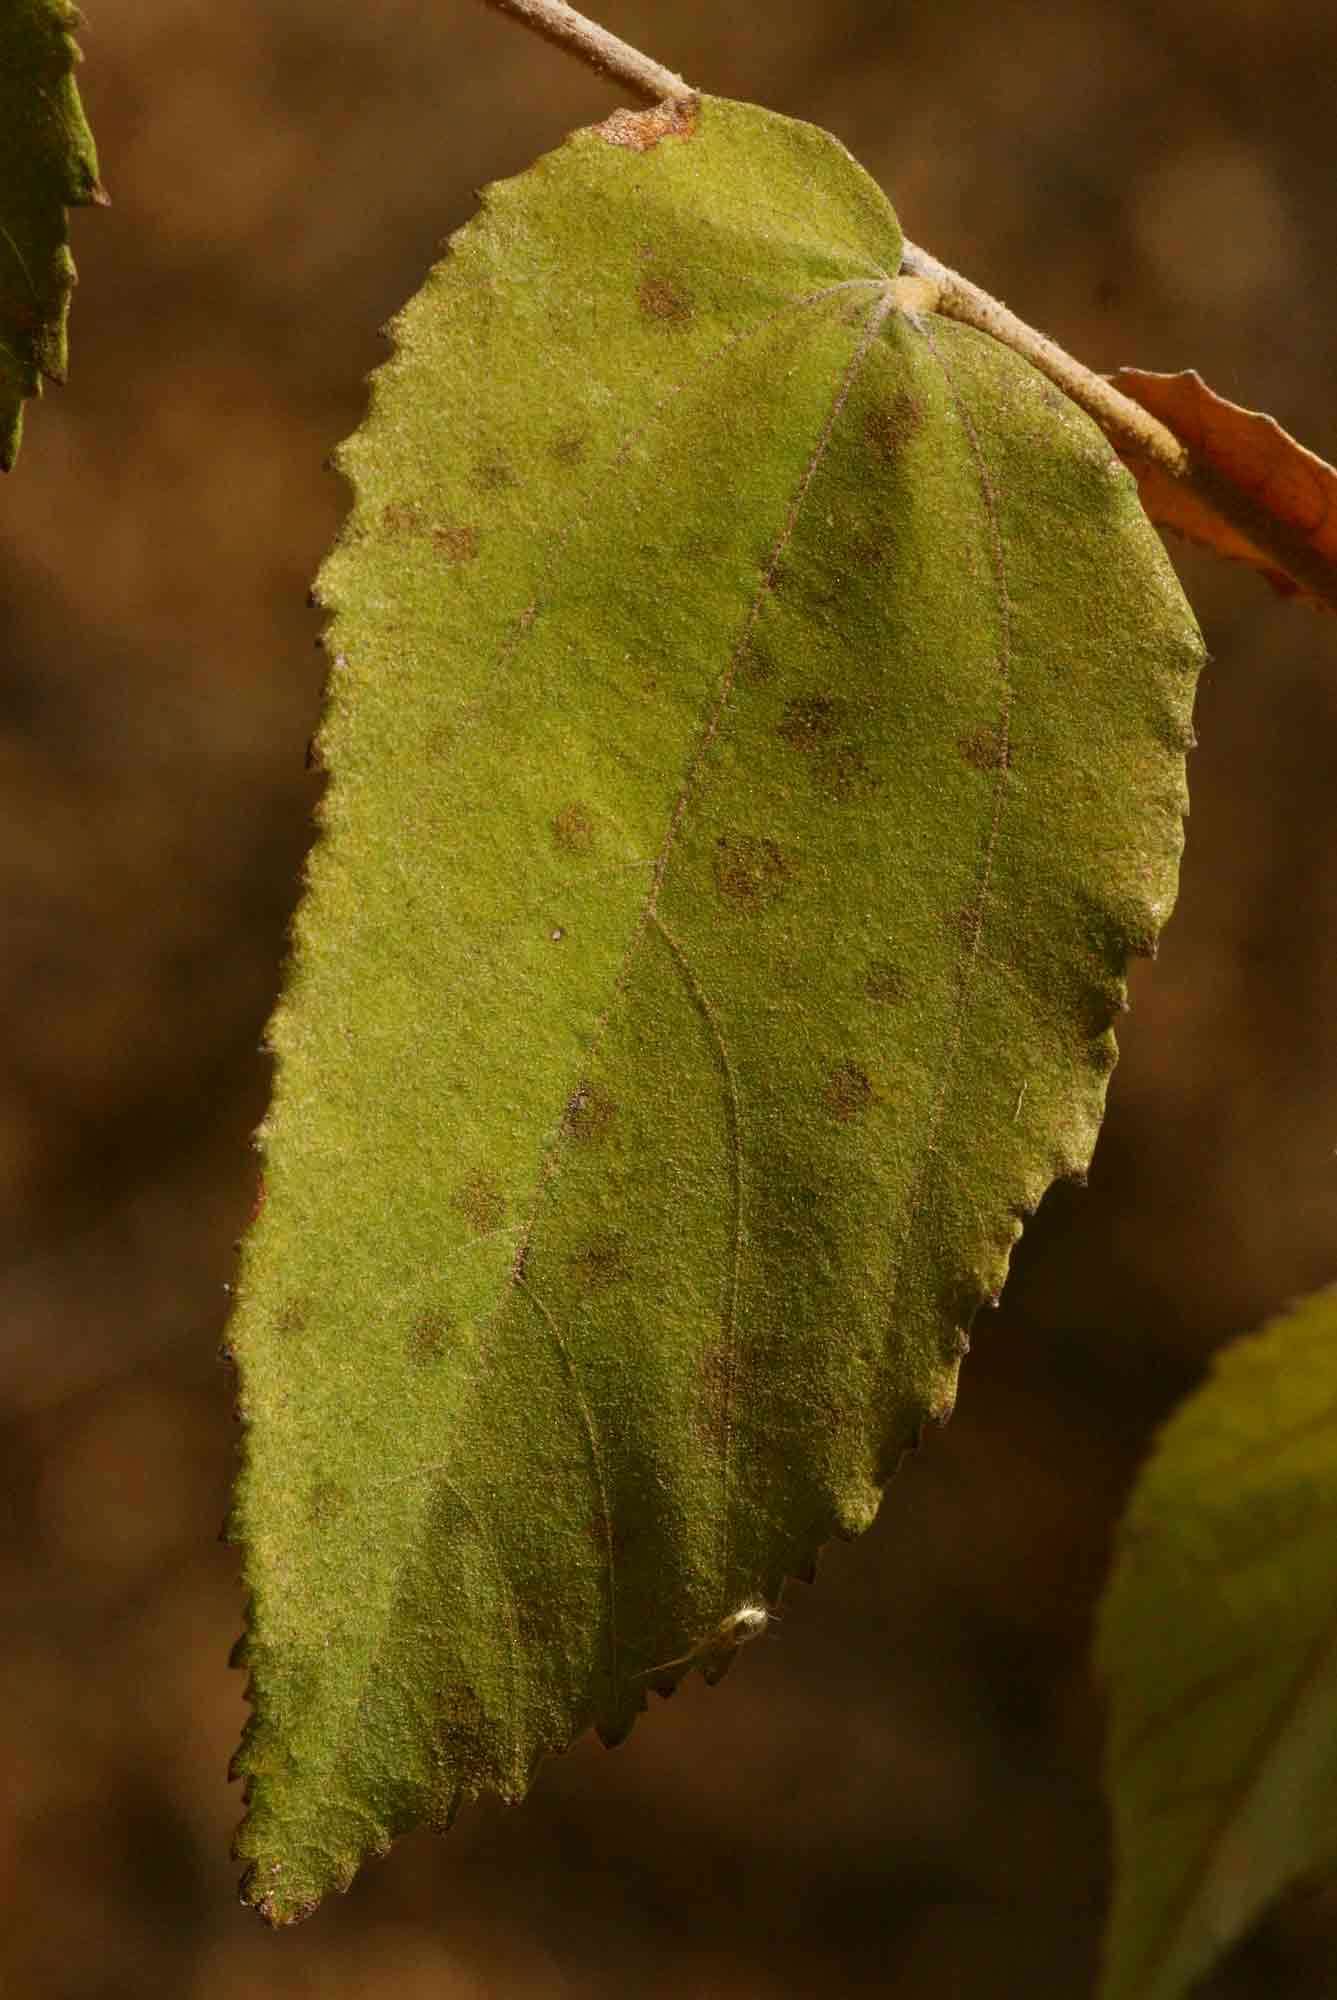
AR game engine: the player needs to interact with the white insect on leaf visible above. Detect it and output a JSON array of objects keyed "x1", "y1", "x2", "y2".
[{"x1": 641, "y1": 1599, "x2": 774, "y2": 1683}]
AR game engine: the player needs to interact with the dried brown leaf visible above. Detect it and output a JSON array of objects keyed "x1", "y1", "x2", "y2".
[{"x1": 1110, "y1": 368, "x2": 1337, "y2": 611}]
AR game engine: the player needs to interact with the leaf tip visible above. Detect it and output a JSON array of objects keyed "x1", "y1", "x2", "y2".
[{"x1": 238, "y1": 1862, "x2": 320, "y2": 1930}]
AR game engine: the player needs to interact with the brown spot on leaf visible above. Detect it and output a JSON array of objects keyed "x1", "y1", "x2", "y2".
[
  {"x1": 864, "y1": 391, "x2": 925, "y2": 462},
  {"x1": 713, "y1": 833, "x2": 790, "y2": 912},
  {"x1": 564, "y1": 1081, "x2": 616, "y2": 1144},
  {"x1": 778, "y1": 695, "x2": 840, "y2": 753},
  {"x1": 865, "y1": 958, "x2": 906, "y2": 1005},
  {"x1": 381, "y1": 501, "x2": 423, "y2": 535},
  {"x1": 550, "y1": 431, "x2": 587, "y2": 467},
  {"x1": 451, "y1": 1173, "x2": 505, "y2": 1236},
  {"x1": 432, "y1": 523, "x2": 480, "y2": 563},
  {"x1": 275, "y1": 1297, "x2": 308, "y2": 1336},
  {"x1": 823, "y1": 1063, "x2": 875, "y2": 1122},
  {"x1": 596, "y1": 98, "x2": 698, "y2": 151},
  {"x1": 637, "y1": 273, "x2": 693, "y2": 325},
  {"x1": 409, "y1": 1311, "x2": 450, "y2": 1366},
  {"x1": 958, "y1": 722, "x2": 1012, "y2": 773},
  {"x1": 778, "y1": 696, "x2": 874, "y2": 800},
  {"x1": 568, "y1": 1232, "x2": 630, "y2": 1293},
  {"x1": 473, "y1": 458, "x2": 515, "y2": 491},
  {"x1": 552, "y1": 802, "x2": 594, "y2": 853}
]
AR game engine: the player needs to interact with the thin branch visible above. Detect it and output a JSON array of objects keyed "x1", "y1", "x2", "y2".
[
  {"x1": 480, "y1": 0, "x2": 693, "y2": 105},
  {"x1": 897, "y1": 245, "x2": 1188, "y2": 477}
]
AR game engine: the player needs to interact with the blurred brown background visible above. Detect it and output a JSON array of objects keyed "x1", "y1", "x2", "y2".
[{"x1": 3, "y1": 1, "x2": 1336, "y2": 1994}]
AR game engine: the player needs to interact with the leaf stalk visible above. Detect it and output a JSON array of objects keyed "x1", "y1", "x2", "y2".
[{"x1": 481, "y1": 0, "x2": 693, "y2": 105}]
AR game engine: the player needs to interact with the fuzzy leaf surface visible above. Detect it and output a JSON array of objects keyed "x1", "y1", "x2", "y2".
[
  {"x1": 0, "y1": 0, "x2": 104, "y2": 469},
  {"x1": 1097, "y1": 1287, "x2": 1337, "y2": 2000},
  {"x1": 229, "y1": 94, "x2": 1204, "y2": 1920}
]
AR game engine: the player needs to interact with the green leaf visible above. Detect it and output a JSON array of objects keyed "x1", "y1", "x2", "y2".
[
  {"x1": 228, "y1": 93, "x2": 1204, "y2": 1921},
  {"x1": 1096, "y1": 1287, "x2": 1337, "y2": 2000},
  {"x1": 0, "y1": 0, "x2": 104, "y2": 471}
]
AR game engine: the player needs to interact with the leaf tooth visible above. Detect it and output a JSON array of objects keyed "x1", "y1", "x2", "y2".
[
  {"x1": 326, "y1": 435, "x2": 360, "y2": 481},
  {"x1": 227, "y1": 1711, "x2": 261, "y2": 1790}
]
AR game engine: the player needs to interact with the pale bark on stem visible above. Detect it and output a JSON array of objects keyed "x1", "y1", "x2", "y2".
[{"x1": 481, "y1": 0, "x2": 693, "y2": 105}]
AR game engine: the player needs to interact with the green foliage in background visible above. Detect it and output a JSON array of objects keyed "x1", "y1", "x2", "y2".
[
  {"x1": 1097, "y1": 1285, "x2": 1337, "y2": 2000},
  {"x1": 228, "y1": 93, "x2": 1204, "y2": 1921},
  {"x1": 0, "y1": 0, "x2": 103, "y2": 470}
]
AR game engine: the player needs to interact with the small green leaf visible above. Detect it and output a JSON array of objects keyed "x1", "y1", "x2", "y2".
[
  {"x1": 1097, "y1": 1286, "x2": 1337, "y2": 2000},
  {"x1": 0, "y1": 0, "x2": 104, "y2": 470},
  {"x1": 229, "y1": 94, "x2": 1204, "y2": 1920}
]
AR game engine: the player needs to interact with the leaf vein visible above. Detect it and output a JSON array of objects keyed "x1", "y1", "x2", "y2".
[
  {"x1": 506, "y1": 281, "x2": 896, "y2": 1296},
  {"x1": 882, "y1": 317, "x2": 1015, "y2": 1347},
  {"x1": 648, "y1": 912, "x2": 746, "y2": 1601},
  {"x1": 515, "y1": 1276, "x2": 620, "y2": 1700}
]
